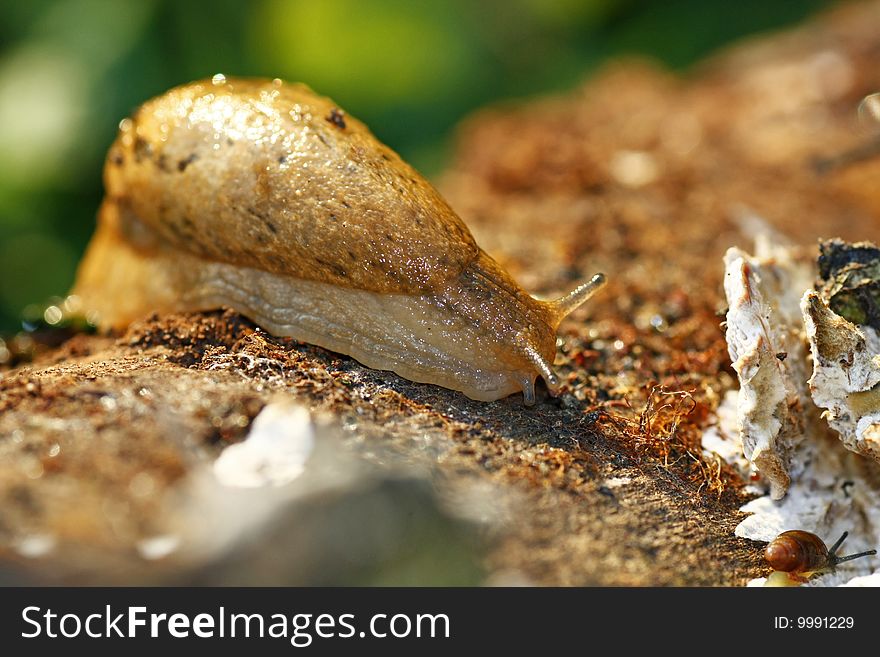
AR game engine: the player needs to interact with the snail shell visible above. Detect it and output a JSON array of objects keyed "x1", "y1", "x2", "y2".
[
  {"x1": 764, "y1": 530, "x2": 829, "y2": 573},
  {"x1": 73, "y1": 77, "x2": 606, "y2": 403},
  {"x1": 764, "y1": 530, "x2": 876, "y2": 576}
]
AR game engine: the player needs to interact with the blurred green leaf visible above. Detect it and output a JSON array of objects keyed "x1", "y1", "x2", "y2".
[
  {"x1": 252, "y1": 0, "x2": 478, "y2": 110},
  {"x1": 0, "y1": 233, "x2": 77, "y2": 321}
]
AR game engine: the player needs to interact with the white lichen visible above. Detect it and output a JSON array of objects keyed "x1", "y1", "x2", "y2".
[
  {"x1": 802, "y1": 291, "x2": 880, "y2": 463},
  {"x1": 701, "y1": 390, "x2": 750, "y2": 475},
  {"x1": 722, "y1": 241, "x2": 814, "y2": 498}
]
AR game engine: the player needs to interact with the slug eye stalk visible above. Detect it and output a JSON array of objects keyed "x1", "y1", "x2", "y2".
[{"x1": 549, "y1": 273, "x2": 608, "y2": 326}]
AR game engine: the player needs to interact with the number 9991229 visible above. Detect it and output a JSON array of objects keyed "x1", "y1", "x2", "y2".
[{"x1": 797, "y1": 617, "x2": 854, "y2": 629}]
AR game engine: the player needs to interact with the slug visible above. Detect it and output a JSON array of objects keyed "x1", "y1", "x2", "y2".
[
  {"x1": 72, "y1": 76, "x2": 606, "y2": 404},
  {"x1": 764, "y1": 530, "x2": 876, "y2": 584}
]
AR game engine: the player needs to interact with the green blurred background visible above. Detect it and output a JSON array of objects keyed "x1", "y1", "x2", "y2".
[{"x1": 0, "y1": 0, "x2": 830, "y2": 333}]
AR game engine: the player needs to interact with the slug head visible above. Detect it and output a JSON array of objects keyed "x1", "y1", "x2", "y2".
[
  {"x1": 434, "y1": 251, "x2": 606, "y2": 404},
  {"x1": 515, "y1": 272, "x2": 608, "y2": 404}
]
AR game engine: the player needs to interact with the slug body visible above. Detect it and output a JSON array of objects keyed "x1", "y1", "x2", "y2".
[
  {"x1": 764, "y1": 530, "x2": 876, "y2": 582},
  {"x1": 73, "y1": 77, "x2": 605, "y2": 403}
]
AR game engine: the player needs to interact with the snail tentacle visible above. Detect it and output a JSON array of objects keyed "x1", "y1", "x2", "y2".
[
  {"x1": 827, "y1": 531, "x2": 849, "y2": 559},
  {"x1": 824, "y1": 531, "x2": 876, "y2": 566}
]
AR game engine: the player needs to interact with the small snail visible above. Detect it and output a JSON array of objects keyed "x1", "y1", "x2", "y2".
[
  {"x1": 764, "y1": 530, "x2": 876, "y2": 584},
  {"x1": 72, "y1": 76, "x2": 606, "y2": 403}
]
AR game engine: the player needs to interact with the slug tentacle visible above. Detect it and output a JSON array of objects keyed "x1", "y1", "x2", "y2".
[
  {"x1": 519, "y1": 376, "x2": 537, "y2": 406},
  {"x1": 549, "y1": 273, "x2": 608, "y2": 326},
  {"x1": 520, "y1": 342, "x2": 560, "y2": 391},
  {"x1": 73, "y1": 76, "x2": 607, "y2": 403}
]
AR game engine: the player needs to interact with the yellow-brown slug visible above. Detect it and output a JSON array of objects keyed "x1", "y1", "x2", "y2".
[{"x1": 73, "y1": 76, "x2": 606, "y2": 403}]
